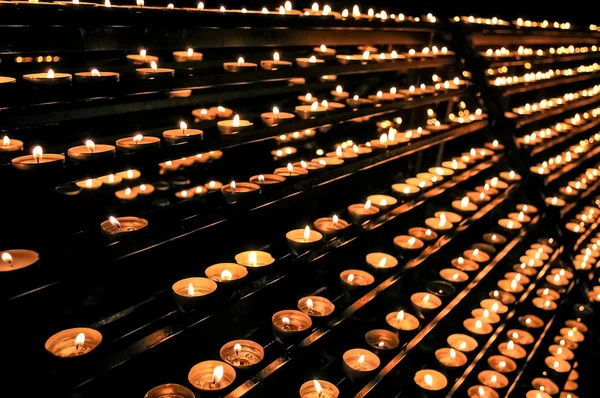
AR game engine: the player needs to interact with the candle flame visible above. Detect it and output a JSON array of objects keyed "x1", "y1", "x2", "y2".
[
  {"x1": 186, "y1": 48, "x2": 194, "y2": 57},
  {"x1": 1, "y1": 252, "x2": 13, "y2": 265},
  {"x1": 364, "y1": 200, "x2": 372, "y2": 210},
  {"x1": 507, "y1": 340, "x2": 514, "y2": 350},
  {"x1": 450, "y1": 348, "x2": 456, "y2": 359},
  {"x1": 179, "y1": 121, "x2": 187, "y2": 133},
  {"x1": 212, "y1": 365, "x2": 224, "y2": 384},
  {"x1": 491, "y1": 374, "x2": 497, "y2": 383},
  {"x1": 408, "y1": 237, "x2": 416, "y2": 247},
  {"x1": 483, "y1": 309, "x2": 490, "y2": 318},
  {"x1": 32, "y1": 146, "x2": 43, "y2": 161},
  {"x1": 75, "y1": 333, "x2": 85, "y2": 346},
  {"x1": 478, "y1": 387, "x2": 485, "y2": 396},
  {"x1": 2, "y1": 136, "x2": 9, "y2": 147},
  {"x1": 306, "y1": 298, "x2": 313, "y2": 309},
  {"x1": 309, "y1": 55, "x2": 317, "y2": 63},
  {"x1": 452, "y1": 273, "x2": 458, "y2": 280},
  {"x1": 282, "y1": 316, "x2": 290, "y2": 325},
  {"x1": 91, "y1": 68, "x2": 101, "y2": 77},
  {"x1": 553, "y1": 361, "x2": 559, "y2": 369},
  {"x1": 137, "y1": 0, "x2": 143, "y2": 6},
  {"x1": 557, "y1": 347, "x2": 563, "y2": 355},
  {"x1": 233, "y1": 343, "x2": 242, "y2": 356},
  {"x1": 303, "y1": 225, "x2": 311, "y2": 241},
  {"x1": 403, "y1": 187, "x2": 410, "y2": 194},
  {"x1": 104, "y1": 0, "x2": 110, "y2": 6},
  {"x1": 499, "y1": 360, "x2": 506, "y2": 369},
  {"x1": 362, "y1": 51, "x2": 370, "y2": 60},
  {"x1": 475, "y1": 320, "x2": 483, "y2": 329},
  {"x1": 348, "y1": 273, "x2": 355, "y2": 282},
  {"x1": 358, "y1": 354, "x2": 365, "y2": 364},
  {"x1": 461, "y1": 197, "x2": 469, "y2": 208},
  {"x1": 232, "y1": 114, "x2": 240, "y2": 128},
  {"x1": 507, "y1": 221, "x2": 514, "y2": 229},
  {"x1": 237, "y1": 57, "x2": 245, "y2": 65},
  {"x1": 313, "y1": 380, "x2": 322, "y2": 394},
  {"x1": 261, "y1": 7, "x2": 268, "y2": 14},
  {"x1": 310, "y1": 101, "x2": 319, "y2": 111},
  {"x1": 132, "y1": 134, "x2": 143, "y2": 144},
  {"x1": 459, "y1": 341, "x2": 467, "y2": 350},
  {"x1": 187, "y1": 283, "x2": 194, "y2": 296},
  {"x1": 332, "y1": 214, "x2": 339, "y2": 225},
  {"x1": 422, "y1": 294, "x2": 430, "y2": 304},
  {"x1": 230, "y1": 181, "x2": 236, "y2": 190},
  {"x1": 85, "y1": 179, "x2": 93, "y2": 188},
  {"x1": 424, "y1": 373, "x2": 433, "y2": 387},
  {"x1": 46, "y1": 69, "x2": 55, "y2": 79}
]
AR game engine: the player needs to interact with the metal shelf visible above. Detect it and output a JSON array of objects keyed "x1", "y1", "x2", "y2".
[
  {"x1": 502, "y1": 73, "x2": 600, "y2": 97},
  {"x1": 530, "y1": 116, "x2": 600, "y2": 157},
  {"x1": 545, "y1": 143, "x2": 600, "y2": 184},
  {"x1": 515, "y1": 94, "x2": 600, "y2": 128}
]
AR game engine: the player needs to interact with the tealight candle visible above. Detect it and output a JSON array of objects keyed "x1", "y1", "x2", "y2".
[
  {"x1": 440, "y1": 268, "x2": 469, "y2": 283},
  {"x1": 296, "y1": 55, "x2": 325, "y2": 68},
  {"x1": 67, "y1": 140, "x2": 116, "y2": 162},
  {"x1": 136, "y1": 61, "x2": 174, "y2": 78},
  {"x1": 394, "y1": 235, "x2": 425, "y2": 253},
  {"x1": 468, "y1": 386, "x2": 498, "y2": 398},
  {"x1": 313, "y1": 44, "x2": 336, "y2": 57},
  {"x1": 498, "y1": 340, "x2": 527, "y2": 359},
  {"x1": 261, "y1": 106, "x2": 295, "y2": 127},
  {"x1": 275, "y1": 163, "x2": 309, "y2": 178},
  {"x1": 249, "y1": 174, "x2": 286, "y2": 188},
  {"x1": 217, "y1": 114, "x2": 253, "y2": 135},
  {"x1": 0, "y1": 249, "x2": 39, "y2": 273},
  {"x1": 525, "y1": 249, "x2": 549, "y2": 261},
  {"x1": 272, "y1": 309, "x2": 312, "y2": 339},
  {"x1": 418, "y1": 172, "x2": 443, "y2": 184},
  {"x1": 98, "y1": 174, "x2": 122, "y2": 186},
  {"x1": 365, "y1": 252, "x2": 398, "y2": 271},
  {"x1": 505, "y1": 272, "x2": 530, "y2": 285},
  {"x1": 498, "y1": 219, "x2": 522, "y2": 231},
  {"x1": 221, "y1": 181, "x2": 261, "y2": 203},
  {"x1": 342, "y1": 349, "x2": 380, "y2": 381},
  {"x1": 297, "y1": 296, "x2": 335, "y2": 318},
  {"x1": 367, "y1": 194, "x2": 397, "y2": 212},
  {"x1": 508, "y1": 212, "x2": 531, "y2": 224},
  {"x1": 173, "y1": 48, "x2": 203, "y2": 62},
  {"x1": 365, "y1": 329, "x2": 400, "y2": 351},
  {"x1": 392, "y1": 183, "x2": 421, "y2": 198},
  {"x1": 295, "y1": 101, "x2": 327, "y2": 120},
  {"x1": 447, "y1": 333, "x2": 478, "y2": 352},
  {"x1": 565, "y1": 223, "x2": 585, "y2": 234},
  {"x1": 481, "y1": 299, "x2": 508, "y2": 314},
  {"x1": 116, "y1": 134, "x2": 160, "y2": 152},
  {"x1": 313, "y1": 215, "x2": 350, "y2": 237},
  {"x1": 127, "y1": 49, "x2": 158, "y2": 64},
  {"x1": 464, "y1": 318, "x2": 493, "y2": 335},
  {"x1": 219, "y1": 340, "x2": 264, "y2": 369},
  {"x1": 498, "y1": 279, "x2": 525, "y2": 293},
  {"x1": 204, "y1": 181, "x2": 223, "y2": 191},
  {"x1": 23, "y1": 69, "x2": 72, "y2": 85},
  {"x1": 478, "y1": 370, "x2": 509, "y2": 390},
  {"x1": 144, "y1": 384, "x2": 195, "y2": 398},
  {"x1": 565, "y1": 319, "x2": 588, "y2": 333},
  {"x1": 44, "y1": 328, "x2": 102, "y2": 358},
  {"x1": 452, "y1": 257, "x2": 479, "y2": 272},
  {"x1": 545, "y1": 197, "x2": 566, "y2": 207},
  {"x1": 299, "y1": 380, "x2": 340, "y2": 398},
  {"x1": 205, "y1": 263, "x2": 248, "y2": 284},
  {"x1": 517, "y1": 204, "x2": 538, "y2": 214},
  {"x1": 235, "y1": 250, "x2": 274, "y2": 269},
  {"x1": 162, "y1": 121, "x2": 203, "y2": 143},
  {"x1": 100, "y1": 216, "x2": 148, "y2": 242},
  {"x1": 471, "y1": 308, "x2": 501, "y2": 324},
  {"x1": 172, "y1": 277, "x2": 217, "y2": 311},
  {"x1": 76, "y1": 178, "x2": 102, "y2": 191},
  {"x1": 413, "y1": 369, "x2": 447, "y2": 392},
  {"x1": 0, "y1": 76, "x2": 16, "y2": 86},
  {"x1": 483, "y1": 233, "x2": 507, "y2": 246},
  {"x1": 74, "y1": 69, "x2": 119, "y2": 83},
  {"x1": 519, "y1": 315, "x2": 545, "y2": 329},
  {"x1": 442, "y1": 159, "x2": 468, "y2": 170},
  {"x1": 548, "y1": 344, "x2": 574, "y2": 360},
  {"x1": 525, "y1": 391, "x2": 551, "y2": 398},
  {"x1": 464, "y1": 248, "x2": 490, "y2": 263},
  {"x1": 188, "y1": 361, "x2": 235, "y2": 392},
  {"x1": 0, "y1": 136, "x2": 23, "y2": 155},
  {"x1": 490, "y1": 289, "x2": 516, "y2": 304},
  {"x1": 532, "y1": 297, "x2": 558, "y2": 312},
  {"x1": 560, "y1": 328, "x2": 584, "y2": 342},
  {"x1": 453, "y1": 197, "x2": 478, "y2": 213},
  {"x1": 406, "y1": 178, "x2": 433, "y2": 189},
  {"x1": 537, "y1": 288, "x2": 560, "y2": 301},
  {"x1": 435, "y1": 347, "x2": 467, "y2": 368},
  {"x1": 411, "y1": 292, "x2": 442, "y2": 314},
  {"x1": 224, "y1": 57, "x2": 257, "y2": 72},
  {"x1": 425, "y1": 216, "x2": 453, "y2": 232},
  {"x1": 348, "y1": 200, "x2": 380, "y2": 224},
  {"x1": 386, "y1": 310, "x2": 420, "y2": 332},
  {"x1": 546, "y1": 273, "x2": 569, "y2": 287},
  {"x1": 12, "y1": 146, "x2": 65, "y2": 170},
  {"x1": 544, "y1": 356, "x2": 571, "y2": 373},
  {"x1": 408, "y1": 227, "x2": 438, "y2": 244},
  {"x1": 286, "y1": 226, "x2": 323, "y2": 254}
]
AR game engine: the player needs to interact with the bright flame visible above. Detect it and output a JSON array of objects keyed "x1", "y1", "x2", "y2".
[
  {"x1": 461, "y1": 197, "x2": 469, "y2": 208},
  {"x1": 1, "y1": 253, "x2": 13, "y2": 264},
  {"x1": 233, "y1": 115, "x2": 240, "y2": 127},
  {"x1": 221, "y1": 269, "x2": 233, "y2": 281},
  {"x1": 378, "y1": 257, "x2": 387, "y2": 268},
  {"x1": 348, "y1": 273, "x2": 355, "y2": 282},
  {"x1": 306, "y1": 298, "x2": 314, "y2": 310},
  {"x1": 2, "y1": 136, "x2": 9, "y2": 147},
  {"x1": 478, "y1": 387, "x2": 485, "y2": 396},
  {"x1": 450, "y1": 348, "x2": 456, "y2": 359},
  {"x1": 32, "y1": 146, "x2": 43, "y2": 162},
  {"x1": 282, "y1": 316, "x2": 290, "y2": 325},
  {"x1": 364, "y1": 200, "x2": 372, "y2": 210},
  {"x1": 248, "y1": 251, "x2": 257, "y2": 267},
  {"x1": 507, "y1": 340, "x2": 514, "y2": 350},
  {"x1": 150, "y1": 61, "x2": 157, "y2": 71},
  {"x1": 396, "y1": 310, "x2": 405, "y2": 321},
  {"x1": 237, "y1": 57, "x2": 245, "y2": 66},
  {"x1": 46, "y1": 69, "x2": 55, "y2": 79},
  {"x1": 358, "y1": 354, "x2": 365, "y2": 363},
  {"x1": 424, "y1": 373, "x2": 433, "y2": 387},
  {"x1": 75, "y1": 333, "x2": 85, "y2": 347},
  {"x1": 314, "y1": 380, "x2": 322, "y2": 394},
  {"x1": 188, "y1": 283, "x2": 194, "y2": 296},
  {"x1": 303, "y1": 226, "x2": 311, "y2": 241},
  {"x1": 212, "y1": 365, "x2": 224, "y2": 384},
  {"x1": 91, "y1": 69, "x2": 101, "y2": 77},
  {"x1": 309, "y1": 55, "x2": 317, "y2": 63},
  {"x1": 475, "y1": 320, "x2": 483, "y2": 329}
]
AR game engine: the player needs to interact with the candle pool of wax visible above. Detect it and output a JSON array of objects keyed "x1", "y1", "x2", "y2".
[{"x1": 0, "y1": 249, "x2": 39, "y2": 273}]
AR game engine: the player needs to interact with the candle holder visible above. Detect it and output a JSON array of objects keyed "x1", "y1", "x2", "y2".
[
  {"x1": 508, "y1": 212, "x2": 532, "y2": 224},
  {"x1": 439, "y1": 268, "x2": 469, "y2": 285},
  {"x1": 498, "y1": 279, "x2": 525, "y2": 294},
  {"x1": 425, "y1": 217, "x2": 453, "y2": 232},
  {"x1": 188, "y1": 360, "x2": 236, "y2": 393},
  {"x1": 560, "y1": 327, "x2": 584, "y2": 343},
  {"x1": 490, "y1": 289, "x2": 516, "y2": 305},
  {"x1": 386, "y1": 310, "x2": 420, "y2": 334},
  {"x1": 452, "y1": 197, "x2": 478, "y2": 214},
  {"x1": 426, "y1": 281, "x2": 456, "y2": 300},
  {"x1": 411, "y1": 292, "x2": 442, "y2": 317},
  {"x1": 136, "y1": 62, "x2": 174, "y2": 79},
  {"x1": 342, "y1": 348, "x2": 380, "y2": 381},
  {"x1": 367, "y1": 194, "x2": 398, "y2": 212},
  {"x1": 488, "y1": 355, "x2": 517, "y2": 374},
  {"x1": 365, "y1": 252, "x2": 398, "y2": 273},
  {"x1": 498, "y1": 219, "x2": 523, "y2": 234},
  {"x1": 67, "y1": 141, "x2": 116, "y2": 162},
  {"x1": 299, "y1": 380, "x2": 340, "y2": 398},
  {"x1": 313, "y1": 216, "x2": 350, "y2": 237},
  {"x1": 392, "y1": 183, "x2": 421, "y2": 199},
  {"x1": 340, "y1": 269, "x2": 374, "y2": 297},
  {"x1": 544, "y1": 356, "x2": 571, "y2": 387},
  {"x1": 464, "y1": 318, "x2": 493, "y2": 337},
  {"x1": 348, "y1": 201, "x2": 380, "y2": 224},
  {"x1": 162, "y1": 124, "x2": 203, "y2": 144},
  {"x1": 0, "y1": 249, "x2": 39, "y2": 274},
  {"x1": 235, "y1": 250, "x2": 275, "y2": 270},
  {"x1": 548, "y1": 344, "x2": 574, "y2": 360},
  {"x1": 452, "y1": 257, "x2": 480, "y2": 273},
  {"x1": 525, "y1": 391, "x2": 552, "y2": 398},
  {"x1": 394, "y1": 235, "x2": 424, "y2": 256},
  {"x1": 447, "y1": 333, "x2": 479, "y2": 353},
  {"x1": 498, "y1": 340, "x2": 527, "y2": 361},
  {"x1": 221, "y1": 182, "x2": 261, "y2": 204},
  {"x1": 295, "y1": 103, "x2": 327, "y2": 120},
  {"x1": 525, "y1": 249, "x2": 549, "y2": 262},
  {"x1": 144, "y1": 384, "x2": 195, "y2": 398},
  {"x1": 272, "y1": 310, "x2": 312, "y2": 342},
  {"x1": 0, "y1": 136, "x2": 24, "y2": 159},
  {"x1": 23, "y1": 70, "x2": 72, "y2": 85},
  {"x1": 249, "y1": 174, "x2": 286, "y2": 190},
  {"x1": 223, "y1": 58, "x2": 257, "y2": 72},
  {"x1": 286, "y1": 227, "x2": 323, "y2": 254},
  {"x1": 409, "y1": 227, "x2": 438, "y2": 245},
  {"x1": 519, "y1": 314, "x2": 545, "y2": 332},
  {"x1": 261, "y1": 108, "x2": 295, "y2": 126},
  {"x1": 217, "y1": 116, "x2": 253, "y2": 135},
  {"x1": 297, "y1": 296, "x2": 335, "y2": 319},
  {"x1": 464, "y1": 249, "x2": 490, "y2": 263},
  {"x1": 172, "y1": 277, "x2": 217, "y2": 312},
  {"x1": 472, "y1": 243, "x2": 496, "y2": 256},
  {"x1": 205, "y1": 263, "x2": 248, "y2": 286},
  {"x1": 293, "y1": 160, "x2": 325, "y2": 171},
  {"x1": 506, "y1": 330, "x2": 535, "y2": 347},
  {"x1": 274, "y1": 164, "x2": 309, "y2": 178},
  {"x1": 116, "y1": 135, "x2": 160, "y2": 153},
  {"x1": 406, "y1": 178, "x2": 433, "y2": 190},
  {"x1": 505, "y1": 272, "x2": 531, "y2": 285},
  {"x1": 467, "y1": 385, "x2": 498, "y2": 398},
  {"x1": 517, "y1": 204, "x2": 538, "y2": 215},
  {"x1": 44, "y1": 327, "x2": 102, "y2": 358},
  {"x1": 478, "y1": 370, "x2": 508, "y2": 392},
  {"x1": 413, "y1": 369, "x2": 448, "y2": 397},
  {"x1": 100, "y1": 216, "x2": 148, "y2": 243},
  {"x1": 365, "y1": 329, "x2": 400, "y2": 352},
  {"x1": 296, "y1": 56, "x2": 325, "y2": 67},
  {"x1": 481, "y1": 299, "x2": 508, "y2": 315},
  {"x1": 12, "y1": 148, "x2": 65, "y2": 171},
  {"x1": 435, "y1": 347, "x2": 468, "y2": 371},
  {"x1": 471, "y1": 308, "x2": 501, "y2": 324},
  {"x1": 219, "y1": 340, "x2": 264, "y2": 370}
]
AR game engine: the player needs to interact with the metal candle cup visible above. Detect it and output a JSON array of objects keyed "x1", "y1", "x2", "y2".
[
  {"x1": 0, "y1": 249, "x2": 39, "y2": 273},
  {"x1": 392, "y1": 183, "x2": 421, "y2": 198},
  {"x1": 497, "y1": 341, "x2": 527, "y2": 360},
  {"x1": 365, "y1": 252, "x2": 398, "y2": 272},
  {"x1": 223, "y1": 60, "x2": 257, "y2": 72},
  {"x1": 348, "y1": 202, "x2": 380, "y2": 224},
  {"x1": 471, "y1": 308, "x2": 501, "y2": 324},
  {"x1": 297, "y1": 296, "x2": 335, "y2": 318},
  {"x1": 219, "y1": 340, "x2": 264, "y2": 370},
  {"x1": 467, "y1": 386, "x2": 498, "y2": 398},
  {"x1": 386, "y1": 310, "x2": 420, "y2": 333},
  {"x1": 340, "y1": 269, "x2": 374, "y2": 296},
  {"x1": 116, "y1": 135, "x2": 160, "y2": 153},
  {"x1": 205, "y1": 263, "x2": 248, "y2": 285},
  {"x1": 235, "y1": 250, "x2": 275, "y2": 270},
  {"x1": 249, "y1": 174, "x2": 286, "y2": 189},
  {"x1": 217, "y1": 117, "x2": 253, "y2": 135},
  {"x1": 11, "y1": 150, "x2": 65, "y2": 171},
  {"x1": 342, "y1": 348, "x2": 380, "y2": 381},
  {"x1": 394, "y1": 235, "x2": 425, "y2": 255},
  {"x1": 435, "y1": 347, "x2": 467, "y2": 369},
  {"x1": 488, "y1": 355, "x2": 517, "y2": 374},
  {"x1": 188, "y1": 360, "x2": 236, "y2": 393},
  {"x1": 409, "y1": 227, "x2": 438, "y2": 244},
  {"x1": 100, "y1": 216, "x2": 148, "y2": 243},
  {"x1": 411, "y1": 292, "x2": 442, "y2": 317},
  {"x1": 464, "y1": 318, "x2": 493, "y2": 336},
  {"x1": 478, "y1": 370, "x2": 508, "y2": 391},
  {"x1": 447, "y1": 333, "x2": 478, "y2": 353},
  {"x1": 313, "y1": 216, "x2": 350, "y2": 237},
  {"x1": 272, "y1": 310, "x2": 312, "y2": 341},
  {"x1": 44, "y1": 327, "x2": 102, "y2": 358},
  {"x1": 261, "y1": 109, "x2": 295, "y2": 127},
  {"x1": 299, "y1": 380, "x2": 339, "y2": 398},
  {"x1": 440, "y1": 269, "x2": 469, "y2": 284},
  {"x1": 367, "y1": 194, "x2": 398, "y2": 212},
  {"x1": 67, "y1": 143, "x2": 116, "y2": 162},
  {"x1": 365, "y1": 329, "x2": 400, "y2": 351},
  {"x1": 144, "y1": 384, "x2": 195, "y2": 398},
  {"x1": 286, "y1": 227, "x2": 323, "y2": 254},
  {"x1": 23, "y1": 71, "x2": 72, "y2": 85},
  {"x1": 413, "y1": 369, "x2": 448, "y2": 396},
  {"x1": 221, "y1": 182, "x2": 261, "y2": 204},
  {"x1": 452, "y1": 257, "x2": 480, "y2": 273},
  {"x1": 172, "y1": 277, "x2": 217, "y2": 312}
]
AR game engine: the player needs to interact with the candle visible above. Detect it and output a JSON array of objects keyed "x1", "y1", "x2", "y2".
[
  {"x1": 223, "y1": 57, "x2": 257, "y2": 72},
  {"x1": 217, "y1": 114, "x2": 254, "y2": 135},
  {"x1": 394, "y1": 235, "x2": 425, "y2": 254},
  {"x1": 23, "y1": 69, "x2": 72, "y2": 85},
  {"x1": 418, "y1": 172, "x2": 444, "y2": 184},
  {"x1": 299, "y1": 380, "x2": 340, "y2": 398},
  {"x1": 447, "y1": 333, "x2": 478, "y2": 352},
  {"x1": 144, "y1": 384, "x2": 195, "y2": 398},
  {"x1": 525, "y1": 392, "x2": 551, "y2": 398},
  {"x1": 453, "y1": 197, "x2": 478, "y2": 213},
  {"x1": 544, "y1": 356, "x2": 571, "y2": 373},
  {"x1": 537, "y1": 288, "x2": 560, "y2": 301},
  {"x1": 481, "y1": 299, "x2": 508, "y2": 314},
  {"x1": 116, "y1": 134, "x2": 160, "y2": 152},
  {"x1": 525, "y1": 249, "x2": 549, "y2": 261},
  {"x1": 0, "y1": 249, "x2": 39, "y2": 273},
  {"x1": 204, "y1": 181, "x2": 223, "y2": 191},
  {"x1": 565, "y1": 319, "x2": 588, "y2": 333},
  {"x1": 295, "y1": 101, "x2": 327, "y2": 120},
  {"x1": 560, "y1": 328, "x2": 584, "y2": 342},
  {"x1": 478, "y1": 370, "x2": 508, "y2": 390},
  {"x1": 483, "y1": 233, "x2": 507, "y2": 245},
  {"x1": 365, "y1": 252, "x2": 398, "y2": 271},
  {"x1": 259, "y1": 51, "x2": 292, "y2": 70},
  {"x1": 471, "y1": 308, "x2": 501, "y2": 324},
  {"x1": 413, "y1": 369, "x2": 447, "y2": 392},
  {"x1": 545, "y1": 197, "x2": 566, "y2": 207},
  {"x1": 464, "y1": 318, "x2": 493, "y2": 335},
  {"x1": 205, "y1": 263, "x2": 248, "y2": 284},
  {"x1": 498, "y1": 340, "x2": 527, "y2": 359},
  {"x1": 365, "y1": 329, "x2": 400, "y2": 351},
  {"x1": 286, "y1": 226, "x2": 323, "y2": 254},
  {"x1": 464, "y1": 249, "x2": 490, "y2": 263},
  {"x1": 348, "y1": 200, "x2": 380, "y2": 224},
  {"x1": 296, "y1": 55, "x2": 325, "y2": 68},
  {"x1": 367, "y1": 194, "x2": 397, "y2": 212},
  {"x1": 519, "y1": 315, "x2": 545, "y2": 329},
  {"x1": 219, "y1": 340, "x2": 264, "y2": 369},
  {"x1": 452, "y1": 257, "x2": 480, "y2": 272},
  {"x1": 250, "y1": 174, "x2": 286, "y2": 187},
  {"x1": 44, "y1": 328, "x2": 102, "y2": 358},
  {"x1": 136, "y1": 61, "x2": 174, "y2": 78},
  {"x1": 100, "y1": 216, "x2": 148, "y2": 242},
  {"x1": 274, "y1": 163, "x2": 309, "y2": 178},
  {"x1": 532, "y1": 297, "x2": 558, "y2": 312},
  {"x1": 188, "y1": 361, "x2": 235, "y2": 392},
  {"x1": 192, "y1": 106, "x2": 233, "y2": 121},
  {"x1": 0, "y1": 135, "x2": 23, "y2": 154},
  {"x1": 98, "y1": 174, "x2": 122, "y2": 186},
  {"x1": 326, "y1": 145, "x2": 358, "y2": 159},
  {"x1": 67, "y1": 139, "x2": 116, "y2": 162},
  {"x1": 342, "y1": 349, "x2": 380, "y2": 380},
  {"x1": 435, "y1": 347, "x2": 467, "y2": 367},
  {"x1": 0, "y1": 76, "x2": 16, "y2": 86},
  {"x1": 546, "y1": 273, "x2": 569, "y2": 287},
  {"x1": 406, "y1": 177, "x2": 433, "y2": 189},
  {"x1": 517, "y1": 204, "x2": 538, "y2": 214},
  {"x1": 425, "y1": 216, "x2": 453, "y2": 232},
  {"x1": 314, "y1": 215, "x2": 350, "y2": 237},
  {"x1": 127, "y1": 49, "x2": 158, "y2": 64},
  {"x1": 498, "y1": 279, "x2": 525, "y2": 293},
  {"x1": 74, "y1": 69, "x2": 120, "y2": 83},
  {"x1": 411, "y1": 292, "x2": 442, "y2": 315},
  {"x1": 76, "y1": 178, "x2": 102, "y2": 191},
  {"x1": 475, "y1": 184, "x2": 499, "y2": 197},
  {"x1": 386, "y1": 310, "x2": 420, "y2": 332},
  {"x1": 313, "y1": 44, "x2": 336, "y2": 57},
  {"x1": 331, "y1": 85, "x2": 349, "y2": 100},
  {"x1": 505, "y1": 272, "x2": 530, "y2": 285},
  {"x1": 507, "y1": 329, "x2": 534, "y2": 345},
  {"x1": 488, "y1": 355, "x2": 517, "y2": 373},
  {"x1": 235, "y1": 250, "x2": 274, "y2": 269},
  {"x1": 548, "y1": 344, "x2": 574, "y2": 360},
  {"x1": 529, "y1": 243, "x2": 550, "y2": 255},
  {"x1": 442, "y1": 159, "x2": 468, "y2": 170},
  {"x1": 272, "y1": 309, "x2": 312, "y2": 339},
  {"x1": 440, "y1": 268, "x2": 469, "y2": 283},
  {"x1": 297, "y1": 296, "x2": 335, "y2": 318},
  {"x1": 409, "y1": 227, "x2": 438, "y2": 244},
  {"x1": 173, "y1": 48, "x2": 203, "y2": 62},
  {"x1": 12, "y1": 145, "x2": 65, "y2": 170},
  {"x1": 221, "y1": 181, "x2": 261, "y2": 204},
  {"x1": 490, "y1": 289, "x2": 516, "y2": 304},
  {"x1": 172, "y1": 277, "x2": 217, "y2": 311},
  {"x1": 162, "y1": 121, "x2": 203, "y2": 143},
  {"x1": 467, "y1": 386, "x2": 499, "y2": 398}
]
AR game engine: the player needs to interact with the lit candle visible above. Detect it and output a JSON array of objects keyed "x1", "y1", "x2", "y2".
[
  {"x1": 23, "y1": 69, "x2": 72, "y2": 85},
  {"x1": 44, "y1": 328, "x2": 102, "y2": 358},
  {"x1": 162, "y1": 121, "x2": 203, "y2": 143},
  {"x1": 488, "y1": 355, "x2": 517, "y2": 373},
  {"x1": 342, "y1": 349, "x2": 380, "y2": 380},
  {"x1": 478, "y1": 370, "x2": 508, "y2": 390},
  {"x1": 173, "y1": 48, "x2": 203, "y2": 62},
  {"x1": 115, "y1": 134, "x2": 160, "y2": 152},
  {"x1": 299, "y1": 379, "x2": 340, "y2": 398},
  {"x1": 286, "y1": 226, "x2": 323, "y2": 254},
  {"x1": 11, "y1": 145, "x2": 65, "y2": 170},
  {"x1": 136, "y1": 61, "x2": 175, "y2": 78},
  {"x1": 217, "y1": 114, "x2": 254, "y2": 135},
  {"x1": 188, "y1": 361, "x2": 235, "y2": 392},
  {"x1": 296, "y1": 54, "x2": 325, "y2": 68},
  {"x1": 435, "y1": 347, "x2": 467, "y2": 368},
  {"x1": 223, "y1": 57, "x2": 258, "y2": 72},
  {"x1": 386, "y1": 310, "x2": 420, "y2": 332},
  {"x1": 413, "y1": 369, "x2": 447, "y2": 392},
  {"x1": 464, "y1": 318, "x2": 493, "y2": 335},
  {"x1": 452, "y1": 256, "x2": 480, "y2": 272}
]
